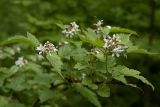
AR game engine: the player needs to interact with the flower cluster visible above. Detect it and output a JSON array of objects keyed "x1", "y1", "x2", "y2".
[
  {"x1": 36, "y1": 41, "x2": 58, "y2": 55},
  {"x1": 103, "y1": 34, "x2": 128, "y2": 57},
  {"x1": 62, "y1": 22, "x2": 80, "y2": 38},
  {"x1": 15, "y1": 57, "x2": 28, "y2": 67},
  {"x1": 94, "y1": 20, "x2": 103, "y2": 33}
]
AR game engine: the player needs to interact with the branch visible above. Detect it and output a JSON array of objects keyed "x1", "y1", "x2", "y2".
[{"x1": 53, "y1": 79, "x2": 124, "y2": 88}]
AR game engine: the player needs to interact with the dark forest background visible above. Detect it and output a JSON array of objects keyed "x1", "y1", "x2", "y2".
[{"x1": 0, "y1": 0, "x2": 160, "y2": 107}]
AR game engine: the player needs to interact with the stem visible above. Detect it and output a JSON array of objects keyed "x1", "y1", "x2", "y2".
[
  {"x1": 105, "y1": 50, "x2": 110, "y2": 80},
  {"x1": 53, "y1": 79, "x2": 124, "y2": 88}
]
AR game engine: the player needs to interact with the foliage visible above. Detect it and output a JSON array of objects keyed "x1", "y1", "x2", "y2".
[
  {"x1": 0, "y1": 0, "x2": 160, "y2": 107},
  {"x1": 0, "y1": 21, "x2": 155, "y2": 107}
]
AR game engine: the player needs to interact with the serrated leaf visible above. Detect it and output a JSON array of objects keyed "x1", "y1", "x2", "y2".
[
  {"x1": 73, "y1": 83, "x2": 101, "y2": 107},
  {"x1": 71, "y1": 47, "x2": 88, "y2": 62},
  {"x1": 97, "y1": 84, "x2": 110, "y2": 97},
  {"x1": 27, "y1": 32, "x2": 40, "y2": 47},
  {"x1": 113, "y1": 65, "x2": 154, "y2": 90},
  {"x1": 58, "y1": 45, "x2": 73, "y2": 60}
]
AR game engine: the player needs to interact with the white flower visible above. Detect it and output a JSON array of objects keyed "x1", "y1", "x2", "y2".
[
  {"x1": 36, "y1": 44, "x2": 45, "y2": 55},
  {"x1": 15, "y1": 57, "x2": 28, "y2": 67},
  {"x1": 106, "y1": 25, "x2": 111, "y2": 29},
  {"x1": 103, "y1": 34, "x2": 121, "y2": 49},
  {"x1": 111, "y1": 45, "x2": 128, "y2": 57},
  {"x1": 62, "y1": 22, "x2": 80, "y2": 38},
  {"x1": 94, "y1": 20, "x2": 103, "y2": 33},
  {"x1": 103, "y1": 34, "x2": 128, "y2": 57},
  {"x1": 36, "y1": 41, "x2": 58, "y2": 55},
  {"x1": 94, "y1": 20, "x2": 103, "y2": 27}
]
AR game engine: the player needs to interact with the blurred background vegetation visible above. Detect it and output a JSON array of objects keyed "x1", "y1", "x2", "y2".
[{"x1": 0, "y1": 0, "x2": 160, "y2": 107}]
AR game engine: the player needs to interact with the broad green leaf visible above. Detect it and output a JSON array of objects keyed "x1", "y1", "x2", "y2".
[
  {"x1": 0, "y1": 36, "x2": 36, "y2": 46},
  {"x1": 74, "y1": 63, "x2": 87, "y2": 70},
  {"x1": 113, "y1": 65, "x2": 154, "y2": 90},
  {"x1": 73, "y1": 83, "x2": 101, "y2": 107},
  {"x1": 110, "y1": 27, "x2": 137, "y2": 35},
  {"x1": 128, "y1": 49, "x2": 159, "y2": 55},
  {"x1": 31, "y1": 73, "x2": 54, "y2": 87},
  {"x1": 46, "y1": 53, "x2": 64, "y2": 79},
  {"x1": 112, "y1": 72, "x2": 127, "y2": 84},
  {"x1": 58, "y1": 45, "x2": 73, "y2": 60},
  {"x1": 38, "y1": 89, "x2": 55, "y2": 102},
  {"x1": 71, "y1": 47, "x2": 88, "y2": 62},
  {"x1": 78, "y1": 29, "x2": 104, "y2": 47},
  {"x1": 94, "y1": 52, "x2": 105, "y2": 62},
  {"x1": 27, "y1": 32, "x2": 40, "y2": 46},
  {"x1": 6, "y1": 74, "x2": 29, "y2": 91},
  {"x1": 94, "y1": 62, "x2": 106, "y2": 73},
  {"x1": 27, "y1": 62, "x2": 43, "y2": 74},
  {"x1": 97, "y1": 84, "x2": 110, "y2": 97},
  {"x1": 82, "y1": 78, "x2": 98, "y2": 89}
]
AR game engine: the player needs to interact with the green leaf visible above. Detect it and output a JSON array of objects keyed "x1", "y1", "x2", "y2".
[
  {"x1": 71, "y1": 47, "x2": 88, "y2": 62},
  {"x1": 27, "y1": 32, "x2": 40, "y2": 47},
  {"x1": 46, "y1": 53, "x2": 64, "y2": 79},
  {"x1": 32, "y1": 73, "x2": 54, "y2": 87},
  {"x1": 6, "y1": 74, "x2": 29, "y2": 91},
  {"x1": 110, "y1": 27, "x2": 137, "y2": 35},
  {"x1": 74, "y1": 63, "x2": 87, "y2": 70},
  {"x1": 0, "y1": 96, "x2": 8, "y2": 107},
  {"x1": 113, "y1": 66, "x2": 154, "y2": 90},
  {"x1": 58, "y1": 45, "x2": 73, "y2": 60},
  {"x1": 128, "y1": 49, "x2": 159, "y2": 55},
  {"x1": 97, "y1": 84, "x2": 110, "y2": 97},
  {"x1": 82, "y1": 79, "x2": 98, "y2": 90},
  {"x1": 38, "y1": 88, "x2": 55, "y2": 102},
  {"x1": 73, "y1": 83, "x2": 101, "y2": 107},
  {"x1": 78, "y1": 29, "x2": 103, "y2": 47},
  {"x1": 0, "y1": 36, "x2": 36, "y2": 46}
]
